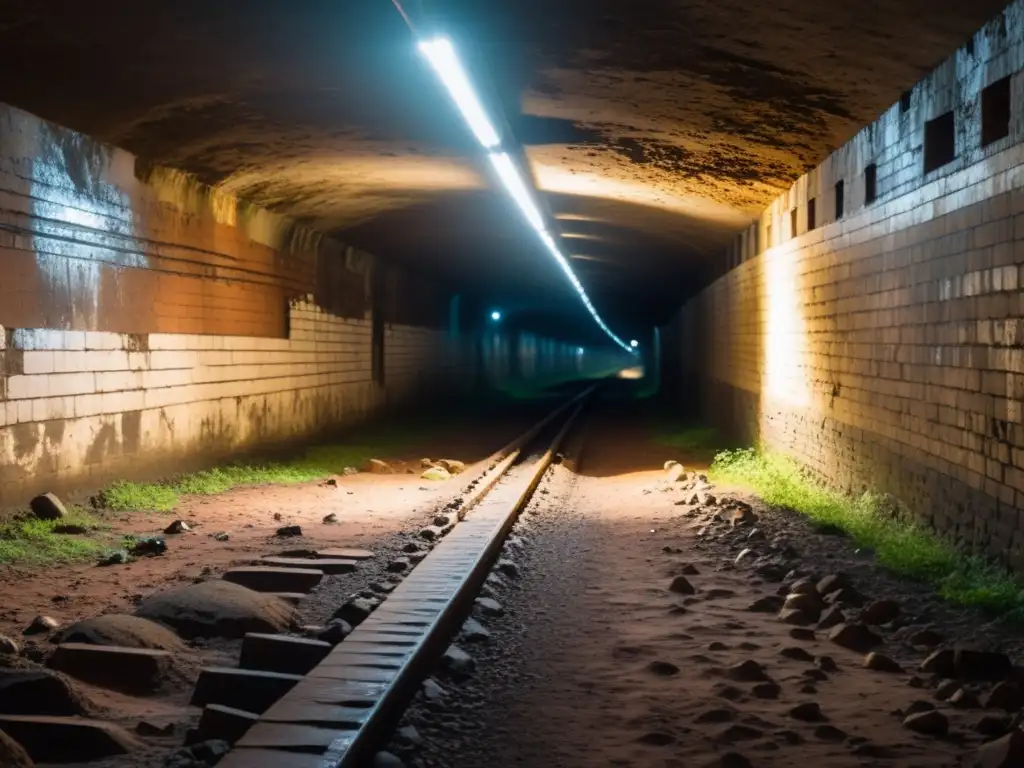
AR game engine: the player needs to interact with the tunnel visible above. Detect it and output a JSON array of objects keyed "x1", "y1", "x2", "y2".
[{"x1": 2, "y1": 0, "x2": 1024, "y2": 766}]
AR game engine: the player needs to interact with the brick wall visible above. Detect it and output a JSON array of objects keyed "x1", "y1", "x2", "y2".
[
  {"x1": 667, "y1": 1, "x2": 1024, "y2": 570},
  {"x1": 0, "y1": 102, "x2": 475, "y2": 503}
]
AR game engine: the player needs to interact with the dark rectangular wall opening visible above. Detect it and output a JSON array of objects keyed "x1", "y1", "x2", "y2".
[
  {"x1": 807, "y1": 197, "x2": 817, "y2": 230},
  {"x1": 766, "y1": 224, "x2": 772, "y2": 249},
  {"x1": 900, "y1": 91, "x2": 912, "y2": 113},
  {"x1": 982, "y1": 75, "x2": 1012, "y2": 147},
  {"x1": 924, "y1": 111, "x2": 955, "y2": 172},
  {"x1": 835, "y1": 180, "x2": 844, "y2": 219},
  {"x1": 864, "y1": 165, "x2": 877, "y2": 205},
  {"x1": 790, "y1": 208, "x2": 798, "y2": 238}
]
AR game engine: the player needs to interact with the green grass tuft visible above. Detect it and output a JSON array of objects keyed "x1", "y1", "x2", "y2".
[
  {"x1": 711, "y1": 447, "x2": 1024, "y2": 618},
  {"x1": 102, "y1": 434, "x2": 421, "y2": 513},
  {"x1": 0, "y1": 509, "x2": 106, "y2": 565}
]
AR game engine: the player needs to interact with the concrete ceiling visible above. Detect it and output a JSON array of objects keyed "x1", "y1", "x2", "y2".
[{"x1": 0, "y1": 0, "x2": 1007, "y2": 345}]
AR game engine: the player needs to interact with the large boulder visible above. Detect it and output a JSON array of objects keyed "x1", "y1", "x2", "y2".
[
  {"x1": 0, "y1": 671, "x2": 91, "y2": 716},
  {"x1": 0, "y1": 729, "x2": 32, "y2": 767},
  {"x1": 55, "y1": 615, "x2": 185, "y2": 652},
  {"x1": 135, "y1": 581, "x2": 297, "y2": 639}
]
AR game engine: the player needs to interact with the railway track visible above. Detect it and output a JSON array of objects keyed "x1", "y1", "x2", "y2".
[{"x1": 186, "y1": 385, "x2": 596, "y2": 767}]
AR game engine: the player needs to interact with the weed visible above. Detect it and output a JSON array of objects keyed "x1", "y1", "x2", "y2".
[
  {"x1": 0, "y1": 509, "x2": 106, "y2": 565},
  {"x1": 711, "y1": 448, "x2": 1024, "y2": 618}
]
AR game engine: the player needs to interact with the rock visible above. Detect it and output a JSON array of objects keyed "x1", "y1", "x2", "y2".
[
  {"x1": 433, "y1": 514, "x2": 451, "y2": 527},
  {"x1": 0, "y1": 729, "x2": 33, "y2": 767},
  {"x1": 0, "y1": 715, "x2": 141, "y2": 762},
  {"x1": 421, "y1": 467, "x2": 451, "y2": 481},
  {"x1": 789, "y1": 702, "x2": 826, "y2": 721},
  {"x1": 752, "y1": 682, "x2": 781, "y2": 699},
  {"x1": 903, "y1": 709, "x2": 948, "y2": 736},
  {"x1": 735, "y1": 548, "x2": 756, "y2": 565},
  {"x1": 374, "y1": 752, "x2": 405, "y2": 767},
  {"x1": 903, "y1": 700, "x2": 935, "y2": 716},
  {"x1": 459, "y1": 618, "x2": 490, "y2": 642},
  {"x1": 0, "y1": 637, "x2": 19, "y2": 655},
  {"x1": 474, "y1": 598, "x2": 503, "y2": 618},
  {"x1": 908, "y1": 628, "x2": 944, "y2": 648},
  {"x1": 949, "y1": 688, "x2": 981, "y2": 709},
  {"x1": 730, "y1": 507, "x2": 755, "y2": 526},
  {"x1": 816, "y1": 656, "x2": 838, "y2": 672},
  {"x1": 53, "y1": 524, "x2": 88, "y2": 535},
  {"x1": 135, "y1": 581, "x2": 296, "y2": 639},
  {"x1": 780, "y1": 647, "x2": 815, "y2": 662},
  {"x1": 669, "y1": 576, "x2": 696, "y2": 595},
  {"x1": 975, "y1": 714, "x2": 1013, "y2": 738},
  {"x1": 55, "y1": 615, "x2": 185, "y2": 652},
  {"x1": 778, "y1": 609, "x2": 812, "y2": 626},
  {"x1": 789, "y1": 628, "x2": 816, "y2": 641},
  {"x1": 974, "y1": 729, "x2": 1024, "y2": 765},
  {"x1": 724, "y1": 660, "x2": 768, "y2": 682},
  {"x1": 648, "y1": 661, "x2": 681, "y2": 676},
  {"x1": 420, "y1": 458, "x2": 436, "y2": 468},
  {"x1": 828, "y1": 623, "x2": 882, "y2": 653},
  {"x1": 23, "y1": 617, "x2": 59, "y2": 636},
  {"x1": 213, "y1": 532, "x2": 230, "y2": 542},
  {"x1": 342, "y1": 466, "x2": 359, "y2": 476},
  {"x1": 365, "y1": 459, "x2": 391, "y2": 474},
  {"x1": 955, "y1": 650, "x2": 1013, "y2": 681},
  {"x1": 29, "y1": 494, "x2": 66, "y2": 521},
  {"x1": 163, "y1": 520, "x2": 191, "y2": 534},
  {"x1": 921, "y1": 649, "x2": 957, "y2": 678},
  {"x1": 790, "y1": 578, "x2": 818, "y2": 596},
  {"x1": 47, "y1": 644, "x2": 170, "y2": 694},
  {"x1": 864, "y1": 652, "x2": 903, "y2": 673},
  {"x1": 419, "y1": 527, "x2": 438, "y2": 541},
  {"x1": 978, "y1": 730, "x2": 1024, "y2": 767},
  {"x1": 98, "y1": 549, "x2": 130, "y2": 566},
  {"x1": 275, "y1": 525, "x2": 302, "y2": 538},
  {"x1": 861, "y1": 599, "x2": 900, "y2": 626},
  {"x1": 783, "y1": 593, "x2": 823, "y2": 618},
  {"x1": 318, "y1": 619, "x2": 352, "y2": 646},
  {"x1": 815, "y1": 573, "x2": 849, "y2": 596},
  {"x1": 401, "y1": 541, "x2": 422, "y2": 554},
  {"x1": 746, "y1": 596, "x2": 784, "y2": 613},
  {"x1": 387, "y1": 558, "x2": 411, "y2": 573},
  {"x1": 129, "y1": 536, "x2": 164, "y2": 557},
  {"x1": 665, "y1": 463, "x2": 687, "y2": 483},
  {"x1": 680, "y1": 563, "x2": 700, "y2": 575},
  {"x1": 439, "y1": 459, "x2": 466, "y2": 475},
  {"x1": 0, "y1": 671, "x2": 90, "y2": 715},
  {"x1": 935, "y1": 679, "x2": 960, "y2": 700},
  {"x1": 334, "y1": 597, "x2": 376, "y2": 627},
  {"x1": 322, "y1": 513, "x2": 338, "y2": 524},
  {"x1": 986, "y1": 681, "x2": 1024, "y2": 711},
  {"x1": 496, "y1": 559, "x2": 520, "y2": 579},
  {"x1": 816, "y1": 605, "x2": 846, "y2": 630},
  {"x1": 442, "y1": 645, "x2": 474, "y2": 675},
  {"x1": 422, "y1": 678, "x2": 445, "y2": 702}
]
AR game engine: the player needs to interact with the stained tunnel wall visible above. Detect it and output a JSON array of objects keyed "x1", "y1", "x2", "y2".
[
  {"x1": 666, "y1": 0, "x2": 1024, "y2": 571},
  {"x1": 0, "y1": 103, "x2": 592, "y2": 506}
]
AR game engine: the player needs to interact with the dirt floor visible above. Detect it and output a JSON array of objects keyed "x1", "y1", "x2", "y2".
[
  {"x1": 0, "y1": 414, "x2": 532, "y2": 644},
  {"x1": 392, "y1": 406, "x2": 1024, "y2": 767}
]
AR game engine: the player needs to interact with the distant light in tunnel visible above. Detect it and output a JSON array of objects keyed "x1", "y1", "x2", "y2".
[
  {"x1": 577, "y1": 347, "x2": 584, "y2": 354},
  {"x1": 417, "y1": 37, "x2": 500, "y2": 149},
  {"x1": 490, "y1": 310, "x2": 502, "y2": 321},
  {"x1": 630, "y1": 339, "x2": 639, "y2": 348},
  {"x1": 416, "y1": 35, "x2": 635, "y2": 356}
]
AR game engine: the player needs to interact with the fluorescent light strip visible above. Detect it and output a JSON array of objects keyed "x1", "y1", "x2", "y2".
[
  {"x1": 418, "y1": 38, "x2": 500, "y2": 149},
  {"x1": 418, "y1": 36, "x2": 634, "y2": 354}
]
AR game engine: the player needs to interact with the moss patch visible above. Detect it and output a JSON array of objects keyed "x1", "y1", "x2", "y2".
[{"x1": 712, "y1": 448, "x2": 1024, "y2": 619}]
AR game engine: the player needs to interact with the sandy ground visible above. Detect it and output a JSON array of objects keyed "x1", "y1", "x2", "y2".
[{"x1": 394, "y1": 407, "x2": 1022, "y2": 767}]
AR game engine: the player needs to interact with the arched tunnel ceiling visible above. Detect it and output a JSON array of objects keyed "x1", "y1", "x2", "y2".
[{"x1": 0, "y1": 0, "x2": 1007, "y2": 345}]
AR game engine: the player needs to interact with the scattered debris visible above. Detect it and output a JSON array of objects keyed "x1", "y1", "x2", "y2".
[
  {"x1": 275, "y1": 525, "x2": 302, "y2": 537},
  {"x1": 322, "y1": 513, "x2": 338, "y2": 524},
  {"x1": 213, "y1": 532, "x2": 230, "y2": 542},
  {"x1": 164, "y1": 520, "x2": 191, "y2": 534},
  {"x1": 421, "y1": 466, "x2": 452, "y2": 481},
  {"x1": 23, "y1": 616, "x2": 60, "y2": 636}
]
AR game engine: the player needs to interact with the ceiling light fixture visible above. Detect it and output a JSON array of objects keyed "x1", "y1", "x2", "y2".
[{"x1": 417, "y1": 35, "x2": 634, "y2": 355}]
